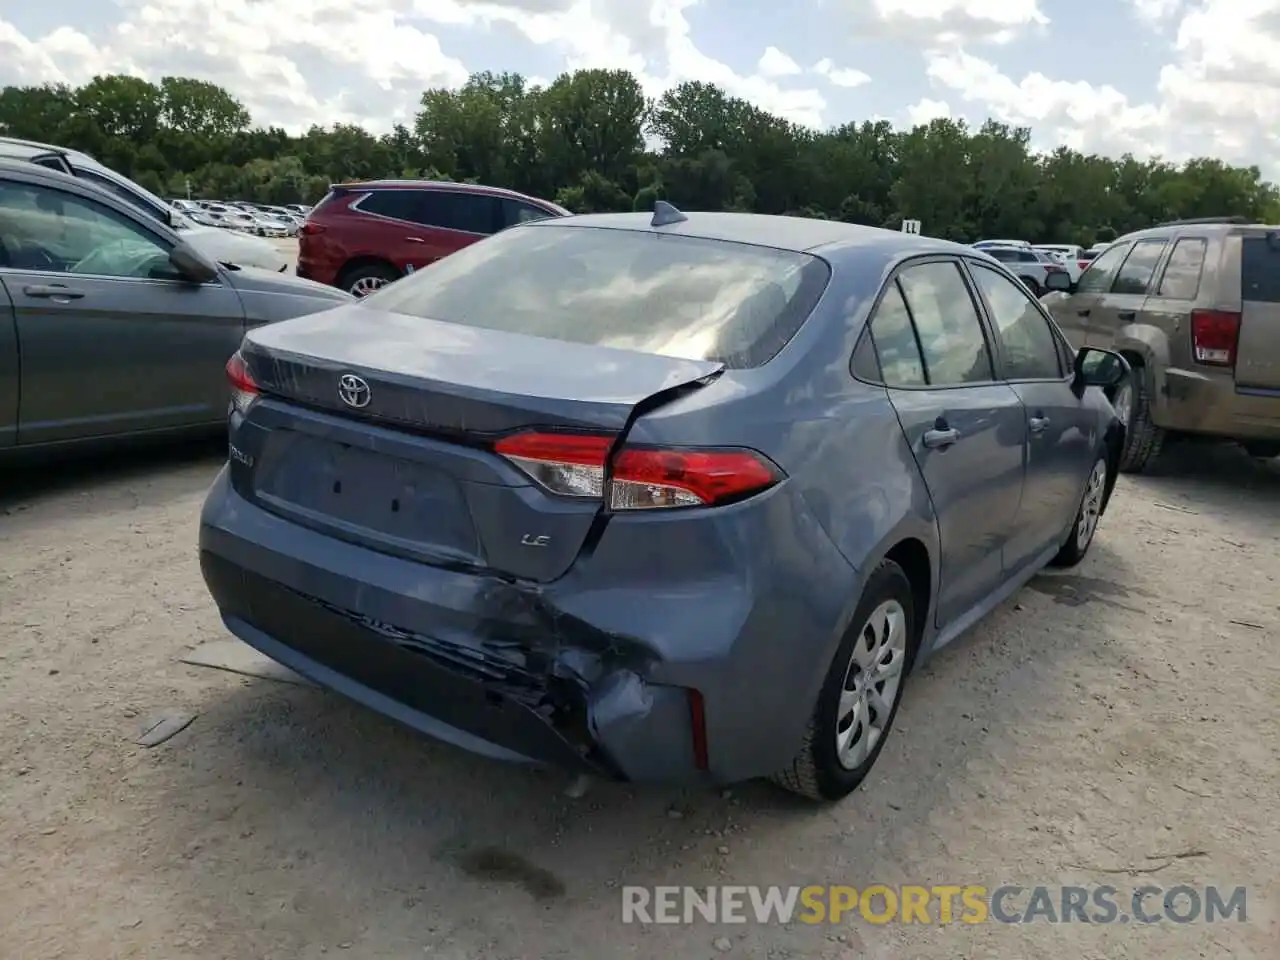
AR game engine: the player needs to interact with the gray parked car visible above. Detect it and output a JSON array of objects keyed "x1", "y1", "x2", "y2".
[
  {"x1": 0, "y1": 160, "x2": 351, "y2": 456},
  {"x1": 198, "y1": 206, "x2": 1128, "y2": 802}
]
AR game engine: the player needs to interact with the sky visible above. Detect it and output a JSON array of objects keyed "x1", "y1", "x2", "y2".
[{"x1": 1, "y1": 0, "x2": 1278, "y2": 179}]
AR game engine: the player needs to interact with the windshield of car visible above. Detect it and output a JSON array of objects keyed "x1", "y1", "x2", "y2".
[{"x1": 359, "y1": 223, "x2": 832, "y2": 368}]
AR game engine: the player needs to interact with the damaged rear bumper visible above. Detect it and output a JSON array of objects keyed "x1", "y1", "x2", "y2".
[
  {"x1": 198, "y1": 469, "x2": 705, "y2": 782},
  {"x1": 198, "y1": 466, "x2": 858, "y2": 785}
]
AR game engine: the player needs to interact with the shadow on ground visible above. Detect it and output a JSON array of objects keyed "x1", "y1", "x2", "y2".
[
  {"x1": 0, "y1": 434, "x2": 225, "y2": 512},
  {"x1": 1127, "y1": 441, "x2": 1280, "y2": 518}
]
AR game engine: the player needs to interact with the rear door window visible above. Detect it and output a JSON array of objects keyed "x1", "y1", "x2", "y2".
[
  {"x1": 1241, "y1": 235, "x2": 1280, "y2": 303},
  {"x1": 360, "y1": 223, "x2": 830, "y2": 369},
  {"x1": 868, "y1": 282, "x2": 927, "y2": 386},
  {"x1": 1111, "y1": 239, "x2": 1168, "y2": 295},
  {"x1": 354, "y1": 189, "x2": 417, "y2": 221},
  {"x1": 896, "y1": 261, "x2": 995, "y2": 384},
  {"x1": 416, "y1": 191, "x2": 498, "y2": 235},
  {"x1": 1154, "y1": 238, "x2": 1208, "y2": 299}
]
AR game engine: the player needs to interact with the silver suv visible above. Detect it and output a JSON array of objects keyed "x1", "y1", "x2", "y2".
[{"x1": 1046, "y1": 217, "x2": 1280, "y2": 472}]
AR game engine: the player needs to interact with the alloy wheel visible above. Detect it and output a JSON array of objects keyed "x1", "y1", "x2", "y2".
[
  {"x1": 835, "y1": 599, "x2": 907, "y2": 770},
  {"x1": 1076, "y1": 459, "x2": 1107, "y2": 551},
  {"x1": 350, "y1": 276, "x2": 387, "y2": 297}
]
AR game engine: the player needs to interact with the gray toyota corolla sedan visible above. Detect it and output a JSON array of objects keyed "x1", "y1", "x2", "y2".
[
  {"x1": 198, "y1": 204, "x2": 1128, "y2": 802},
  {"x1": 0, "y1": 159, "x2": 349, "y2": 457}
]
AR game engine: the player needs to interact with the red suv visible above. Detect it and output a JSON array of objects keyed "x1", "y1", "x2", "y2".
[{"x1": 297, "y1": 180, "x2": 570, "y2": 296}]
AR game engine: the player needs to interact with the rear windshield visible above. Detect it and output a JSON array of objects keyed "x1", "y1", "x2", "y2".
[
  {"x1": 359, "y1": 223, "x2": 832, "y2": 368},
  {"x1": 1241, "y1": 234, "x2": 1280, "y2": 303}
]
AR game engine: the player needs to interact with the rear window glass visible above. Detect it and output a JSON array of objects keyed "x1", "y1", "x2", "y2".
[
  {"x1": 1241, "y1": 235, "x2": 1280, "y2": 303},
  {"x1": 1155, "y1": 238, "x2": 1207, "y2": 299},
  {"x1": 359, "y1": 223, "x2": 832, "y2": 368}
]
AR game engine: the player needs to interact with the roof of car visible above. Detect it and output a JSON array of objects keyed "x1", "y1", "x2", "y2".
[
  {"x1": 531, "y1": 211, "x2": 972, "y2": 257},
  {"x1": 0, "y1": 135, "x2": 93, "y2": 164},
  {"x1": 0, "y1": 157, "x2": 175, "y2": 231},
  {"x1": 1117, "y1": 220, "x2": 1280, "y2": 243},
  {"x1": 333, "y1": 178, "x2": 564, "y2": 206},
  {"x1": 0, "y1": 156, "x2": 81, "y2": 186}
]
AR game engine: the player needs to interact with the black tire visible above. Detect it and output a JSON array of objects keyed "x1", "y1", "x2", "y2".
[
  {"x1": 1020, "y1": 275, "x2": 1042, "y2": 297},
  {"x1": 1050, "y1": 454, "x2": 1109, "y2": 568},
  {"x1": 339, "y1": 262, "x2": 400, "y2": 298},
  {"x1": 772, "y1": 559, "x2": 916, "y2": 802},
  {"x1": 1114, "y1": 367, "x2": 1164, "y2": 473}
]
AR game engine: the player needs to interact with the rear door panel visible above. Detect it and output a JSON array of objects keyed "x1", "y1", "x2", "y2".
[
  {"x1": 1236, "y1": 234, "x2": 1280, "y2": 389},
  {"x1": 887, "y1": 384, "x2": 1027, "y2": 624}
]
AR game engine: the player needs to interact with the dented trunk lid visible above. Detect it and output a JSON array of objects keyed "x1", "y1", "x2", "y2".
[{"x1": 232, "y1": 304, "x2": 723, "y2": 582}]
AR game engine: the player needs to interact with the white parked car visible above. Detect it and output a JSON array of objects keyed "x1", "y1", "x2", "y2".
[
  {"x1": 1032, "y1": 244, "x2": 1085, "y2": 282},
  {"x1": 975, "y1": 244, "x2": 1073, "y2": 296},
  {"x1": 972, "y1": 238, "x2": 1032, "y2": 249}
]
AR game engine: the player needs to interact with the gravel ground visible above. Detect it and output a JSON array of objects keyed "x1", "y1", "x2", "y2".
[{"x1": 1, "y1": 285, "x2": 1277, "y2": 958}]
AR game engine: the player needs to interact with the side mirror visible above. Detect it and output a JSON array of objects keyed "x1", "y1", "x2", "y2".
[
  {"x1": 1044, "y1": 271, "x2": 1074, "y2": 293},
  {"x1": 169, "y1": 240, "x2": 219, "y2": 283},
  {"x1": 1073, "y1": 347, "x2": 1130, "y2": 390}
]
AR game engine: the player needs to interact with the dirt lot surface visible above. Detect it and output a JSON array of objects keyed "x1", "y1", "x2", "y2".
[{"x1": 2, "y1": 438, "x2": 1277, "y2": 960}]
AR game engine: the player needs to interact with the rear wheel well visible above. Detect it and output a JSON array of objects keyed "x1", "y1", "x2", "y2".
[
  {"x1": 883, "y1": 538, "x2": 931, "y2": 651},
  {"x1": 336, "y1": 256, "x2": 399, "y2": 288}
]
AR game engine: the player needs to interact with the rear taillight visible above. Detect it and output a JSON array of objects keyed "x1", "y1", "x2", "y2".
[
  {"x1": 299, "y1": 222, "x2": 325, "y2": 235},
  {"x1": 1045, "y1": 264, "x2": 1066, "y2": 274},
  {"x1": 225, "y1": 351, "x2": 260, "y2": 414},
  {"x1": 1190, "y1": 309, "x2": 1241, "y2": 367},
  {"x1": 493, "y1": 431, "x2": 783, "y2": 510}
]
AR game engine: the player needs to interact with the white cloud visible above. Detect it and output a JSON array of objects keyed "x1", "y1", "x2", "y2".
[
  {"x1": 1127, "y1": 0, "x2": 1184, "y2": 24},
  {"x1": 867, "y1": 0, "x2": 1049, "y2": 43},
  {"x1": 758, "y1": 46, "x2": 801, "y2": 77},
  {"x1": 919, "y1": 0, "x2": 1280, "y2": 177},
  {"x1": 906, "y1": 97, "x2": 953, "y2": 126},
  {"x1": 416, "y1": 1, "x2": 831, "y2": 128},
  {"x1": 0, "y1": 2, "x2": 471, "y2": 132},
  {"x1": 0, "y1": 0, "x2": 1276, "y2": 181},
  {"x1": 812, "y1": 58, "x2": 871, "y2": 88}
]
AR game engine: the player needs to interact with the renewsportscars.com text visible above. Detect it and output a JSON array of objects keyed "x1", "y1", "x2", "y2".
[{"x1": 621, "y1": 884, "x2": 1248, "y2": 925}]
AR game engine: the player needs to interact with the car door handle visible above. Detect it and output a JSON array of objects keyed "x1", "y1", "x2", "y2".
[
  {"x1": 23, "y1": 284, "x2": 84, "y2": 300},
  {"x1": 922, "y1": 427, "x2": 960, "y2": 449},
  {"x1": 1029, "y1": 415, "x2": 1050, "y2": 434},
  {"x1": 405, "y1": 237, "x2": 424, "y2": 243},
  {"x1": 1117, "y1": 310, "x2": 1135, "y2": 321},
  {"x1": 1076, "y1": 308, "x2": 1091, "y2": 317}
]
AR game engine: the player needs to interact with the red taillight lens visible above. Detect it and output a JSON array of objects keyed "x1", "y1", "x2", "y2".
[
  {"x1": 492, "y1": 431, "x2": 783, "y2": 509},
  {"x1": 225, "y1": 351, "x2": 260, "y2": 414},
  {"x1": 299, "y1": 222, "x2": 325, "y2": 235},
  {"x1": 611, "y1": 446, "x2": 781, "y2": 508},
  {"x1": 1190, "y1": 309, "x2": 1240, "y2": 367}
]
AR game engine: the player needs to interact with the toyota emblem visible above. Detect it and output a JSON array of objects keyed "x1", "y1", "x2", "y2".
[{"x1": 337, "y1": 373, "x2": 371, "y2": 408}]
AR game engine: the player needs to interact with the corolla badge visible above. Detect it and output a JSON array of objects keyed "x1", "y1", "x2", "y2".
[{"x1": 337, "y1": 373, "x2": 371, "y2": 408}]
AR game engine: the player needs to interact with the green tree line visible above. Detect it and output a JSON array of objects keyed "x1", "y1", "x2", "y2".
[{"x1": 2, "y1": 69, "x2": 1278, "y2": 247}]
